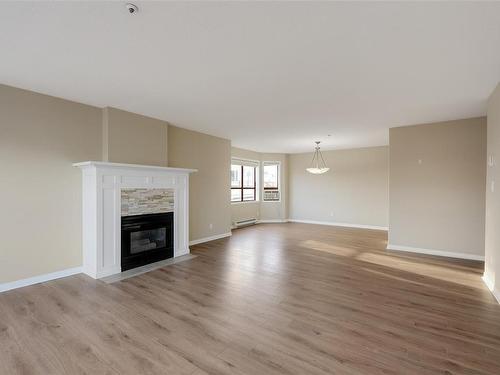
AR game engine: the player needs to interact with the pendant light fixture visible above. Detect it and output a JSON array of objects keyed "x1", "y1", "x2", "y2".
[{"x1": 306, "y1": 141, "x2": 330, "y2": 174}]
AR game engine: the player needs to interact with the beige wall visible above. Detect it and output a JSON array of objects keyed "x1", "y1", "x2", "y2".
[
  {"x1": 0, "y1": 84, "x2": 102, "y2": 284},
  {"x1": 0, "y1": 84, "x2": 230, "y2": 285},
  {"x1": 231, "y1": 147, "x2": 288, "y2": 225},
  {"x1": 168, "y1": 125, "x2": 231, "y2": 241},
  {"x1": 288, "y1": 146, "x2": 389, "y2": 228},
  {"x1": 104, "y1": 107, "x2": 168, "y2": 166},
  {"x1": 231, "y1": 147, "x2": 261, "y2": 224},
  {"x1": 232, "y1": 147, "x2": 261, "y2": 162},
  {"x1": 485, "y1": 84, "x2": 500, "y2": 294},
  {"x1": 260, "y1": 152, "x2": 288, "y2": 221},
  {"x1": 1, "y1": 82, "x2": 492, "y2": 288},
  {"x1": 389, "y1": 118, "x2": 487, "y2": 257}
]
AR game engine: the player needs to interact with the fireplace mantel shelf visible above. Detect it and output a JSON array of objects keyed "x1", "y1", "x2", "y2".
[
  {"x1": 74, "y1": 161, "x2": 195, "y2": 279},
  {"x1": 73, "y1": 161, "x2": 197, "y2": 174}
]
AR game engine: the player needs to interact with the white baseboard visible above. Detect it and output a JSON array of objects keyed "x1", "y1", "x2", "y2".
[
  {"x1": 0, "y1": 266, "x2": 82, "y2": 293},
  {"x1": 288, "y1": 219, "x2": 388, "y2": 231},
  {"x1": 386, "y1": 243, "x2": 484, "y2": 261},
  {"x1": 482, "y1": 272, "x2": 500, "y2": 304},
  {"x1": 483, "y1": 271, "x2": 495, "y2": 291},
  {"x1": 492, "y1": 289, "x2": 500, "y2": 304},
  {"x1": 175, "y1": 247, "x2": 190, "y2": 257},
  {"x1": 101, "y1": 254, "x2": 197, "y2": 284},
  {"x1": 94, "y1": 266, "x2": 123, "y2": 280},
  {"x1": 189, "y1": 232, "x2": 232, "y2": 246},
  {"x1": 257, "y1": 219, "x2": 288, "y2": 224}
]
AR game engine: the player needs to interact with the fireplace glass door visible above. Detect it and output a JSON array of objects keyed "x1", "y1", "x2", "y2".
[
  {"x1": 130, "y1": 228, "x2": 166, "y2": 254},
  {"x1": 121, "y1": 212, "x2": 174, "y2": 271}
]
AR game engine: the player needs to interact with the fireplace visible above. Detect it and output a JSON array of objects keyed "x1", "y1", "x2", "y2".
[
  {"x1": 121, "y1": 212, "x2": 174, "y2": 271},
  {"x1": 74, "y1": 162, "x2": 195, "y2": 279}
]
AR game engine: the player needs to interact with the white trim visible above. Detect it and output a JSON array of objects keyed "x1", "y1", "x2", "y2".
[
  {"x1": 73, "y1": 161, "x2": 197, "y2": 174},
  {"x1": 257, "y1": 219, "x2": 288, "y2": 224},
  {"x1": 175, "y1": 247, "x2": 190, "y2": 257},
  {"x1": 101, "y1": 254, "x2": 197, "y2": 284},
  {"x1": 0, "y1": 267, "x2": 82, "y2": 293},
  {"x1": 95, "y1": 266, "x2": 122, "y2": 280},
  {"x1": 231, "y1": 157, "x2": 260, "y2": 166},
  {"x1": 74, "y1": 161, "x2": 193, "y2": 279},
  {"x1": 189, "y1": 232, "x2": 232, "y2": 246},
  {"x1": 483, "y1": 271, "x2": 495, "y2": 291},
  {"x1": 492, "y1": 289, "x2": 500, "y2": 305},
  {"x1": 288, "y1": 219, "x2": 388, "y2": 231},
  {"x1": 231, "y1": 200, "x2": 260, "y2": 205},
  {"x1": 482, "y1": 272, "x2": 500, "y2": 304},
  {"x1": 386, "y1": 244, "x2": 484, "y2": 261}
]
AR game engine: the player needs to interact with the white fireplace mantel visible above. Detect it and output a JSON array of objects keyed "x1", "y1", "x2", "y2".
[{"x1": 74, "y1": 161, "x2": 197, "y2": 279}]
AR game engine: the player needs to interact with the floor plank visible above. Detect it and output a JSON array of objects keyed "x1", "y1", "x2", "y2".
[{"x1": 1, "y1": 223, "x2": 499, "y2": 374}]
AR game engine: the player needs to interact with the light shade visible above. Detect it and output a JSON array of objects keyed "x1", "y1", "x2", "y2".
[
  {"x1": 306, "y1": 141, "x2": 330, "y2": 174},
  {"x1": 306, "y1": 167, "x2": 330, "y2": 174}
]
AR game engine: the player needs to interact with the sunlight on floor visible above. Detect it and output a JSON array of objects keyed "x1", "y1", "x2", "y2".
[
  {"x1": 299, "y1": 240, "x2": 359, "y2": 257},
  {"x1": 299, "y1": 239, "x2": 481, "y2": 289},
  {"x1": 356, "y1": 252, "x2": 480, "y2": 288}
]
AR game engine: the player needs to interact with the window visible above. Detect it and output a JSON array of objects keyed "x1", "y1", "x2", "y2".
[
  {"x1": 263, "y1": 163, "x2": 279, "y2": 189},
  {"x1": 263, "y1": 162, "x2": 280, "y2": 202},
  {"x1": 231, "y1": 162, "x2": 257, "y2": 202}
]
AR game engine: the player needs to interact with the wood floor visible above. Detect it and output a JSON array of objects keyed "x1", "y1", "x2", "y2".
[{"x1": 1, "y1": 223, "x2": 500, "y2": 375}]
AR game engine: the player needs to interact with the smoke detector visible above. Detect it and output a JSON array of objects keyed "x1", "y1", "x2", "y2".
[{"x1": 125, "y1": 3, "x2": 139, "y2": 14}]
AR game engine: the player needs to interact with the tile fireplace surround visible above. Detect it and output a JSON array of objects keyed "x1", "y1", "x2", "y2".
[{"x1": 74, "y1": 161, "x2": 197, "y2": 279}]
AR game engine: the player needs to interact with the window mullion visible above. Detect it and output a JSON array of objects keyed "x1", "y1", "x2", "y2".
[{"x1": 254, "y1": 166, "x2": 256, "y2": 200}]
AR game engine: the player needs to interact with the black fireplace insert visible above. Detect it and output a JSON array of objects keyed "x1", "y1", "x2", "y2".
[{"x1": 121, "y1": 212, "x2": 173, "y2": 271}]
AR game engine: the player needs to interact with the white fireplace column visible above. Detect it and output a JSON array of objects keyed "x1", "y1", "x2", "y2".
[{"x1": 74, "y1": 162, "x2": 197, "y2": 279}]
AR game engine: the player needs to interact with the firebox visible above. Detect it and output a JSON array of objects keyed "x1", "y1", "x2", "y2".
[{"x1": 121, "y1": 212, "x2": 174, "y2": 271}]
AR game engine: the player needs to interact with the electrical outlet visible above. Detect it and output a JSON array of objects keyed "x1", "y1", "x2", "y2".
[
  {"x1": 330, "y1": 212, "x2": 334, "y2": 217},
  {"x1": 209, "y1": 223, "x2": 213, "y2": 230},
  {"x1": 492, "y1": 181, "x2": 495, "y2": 193}
]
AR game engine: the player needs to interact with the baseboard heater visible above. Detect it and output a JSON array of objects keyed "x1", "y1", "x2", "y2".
[{"x1": 234, "y1": 218, "x2": 257, "y2": 228}]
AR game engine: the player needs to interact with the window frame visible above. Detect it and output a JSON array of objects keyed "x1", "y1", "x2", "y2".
[
  {"x1": 231, "y1": 162, "x2": 258, "y2": 203},
  {"x1": 262, "y1": 161, "x2": 281, "y2": 203},
  {"x1": 263, "y1": 162, "x2": 279, "y2": 190}
]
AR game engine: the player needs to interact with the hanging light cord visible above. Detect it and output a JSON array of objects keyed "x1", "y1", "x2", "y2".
[
  {"x1": 309, "y1": 147, "x2": 318, "y2": 168},
  {"x1": 318, "y1": 145, "x2": 327, "y2": 168},
  {"x1": 309, "y1": 141, "x2": 327, "y2": 169}
]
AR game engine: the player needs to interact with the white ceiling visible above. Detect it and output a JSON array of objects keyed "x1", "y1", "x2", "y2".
[{"x1": 1, "y1": 1, "x2": 500, "y2": 153}]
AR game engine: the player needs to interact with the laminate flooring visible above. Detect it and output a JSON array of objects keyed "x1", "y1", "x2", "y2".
[{"x1": 1, "y1": 223, "x2": 499, "y2": 375}]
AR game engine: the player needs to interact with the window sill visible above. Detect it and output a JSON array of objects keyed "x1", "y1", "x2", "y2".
[{"x1": 231, "y1": 201, "x2": 260, "y2": 205}]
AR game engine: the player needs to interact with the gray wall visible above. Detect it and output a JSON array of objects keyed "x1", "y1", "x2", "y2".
[
  {"x1": 389, "y1": 117, "x2": 487, "y2": 257},
  {"x1": 288, "y1": 146, "x2": 389, "y2": 228},
  {"x1": 485, "y1": 83, "x2": 500, "y2": 295}
]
